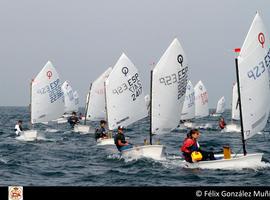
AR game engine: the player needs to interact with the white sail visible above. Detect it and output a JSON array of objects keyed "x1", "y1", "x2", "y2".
[
  {"x1": 194, "y1": 80, "x2": 209, "y2": 118},
  {"x1": 73, "y1": 91, "x2": 79, "y2": 112},
  {"x1": 105, "y1": 53, "x2": 147, "y2": 130},
  {"x1": 232, "y1": 83, "x2": 240, "y2": 120},
  {"x1": 31, "y1": 61, "x2": 64, "y2": 124},
  {"x1": 216, "y1": 96, "x2": 225, "y2": 114},
  {"x1": 151, "y1": 38, "x2": 188, "y2": 134},
  {"x1": 181, "y1": 80, "x2": 195, "y2": 120},
  {"x1": 237, "y1": 12, "x2": 270, "y2": 140},
  {"x1": 86, "y1": 67, "x2": 112, "y2": 121},
  {"x1": 62, "y1": 80, "x2": 77, "y2": 113}
]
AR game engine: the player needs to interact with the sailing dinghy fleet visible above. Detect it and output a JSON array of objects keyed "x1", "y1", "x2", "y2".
[{"x1": 18, "y1": 11, "x2": 270, "y2": 169}]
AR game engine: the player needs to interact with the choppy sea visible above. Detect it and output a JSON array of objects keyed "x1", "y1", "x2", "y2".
[{"x1": 1, "y1": 107, "x2": 270, "y2": 186}]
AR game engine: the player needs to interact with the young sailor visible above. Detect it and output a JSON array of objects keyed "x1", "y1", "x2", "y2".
[
  {"x1": 95, "y1": 120, "x2": 108, "y2": 141},
  {"x1": 14, "y1": 120, "x2": 23, "y2": 135},
  {"x1": 114, "y1": 126, "x2": 133, "y2": 151},
  {"x1": 219, "y1": 117, "x2": 226, "y2": 129},
  {"x1": 180, "y1": 129, "x2": 215, "y2": 162},
  {"x1": 68, "y1": 111, "x2": 80, "y2": 128}
]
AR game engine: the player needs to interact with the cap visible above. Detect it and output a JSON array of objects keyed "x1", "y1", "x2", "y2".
[{"x1": 118, "y1": 126, "x2": 124, "y2": 130}]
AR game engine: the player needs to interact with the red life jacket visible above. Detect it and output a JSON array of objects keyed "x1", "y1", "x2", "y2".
[
  {"x1": 181, "y1": 138, "x2": 199, "y2": 153},
  {"x1": 219, "y1": 120, "x2": 225, "y2": 129}
]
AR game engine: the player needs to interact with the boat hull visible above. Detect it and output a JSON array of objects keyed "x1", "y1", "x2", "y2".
[
  {"x1": 221, "y1": 124, "x2": 241, "y2": 133},
  {"x1": 96, "y1": 138, "x2": 115, "y2": 145},
  {"x1": 17, "y1": 130, "x2": 38, "y2": 141},
  {"x1": 184, "y1": 153, "x2": 263, "y2": 169},
  {"x1": 183, "y1": 122, "x2": 194, "y2": 128},
  {"x1": 121, "y1": 145, "x2": 165, "y2": 160},
  {"x1": 73, "y1": 124, "x2": 94, "y2": 134}
]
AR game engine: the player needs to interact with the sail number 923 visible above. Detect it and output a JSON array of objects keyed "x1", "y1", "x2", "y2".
[
  {"x1": 247, "y1": 48, "x2": 270, "y2": 80},
  {"x1": 159, "y1": 66, "x2": 188, "y2": 100}
]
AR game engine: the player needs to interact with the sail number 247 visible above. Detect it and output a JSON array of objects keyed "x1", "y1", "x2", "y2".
[
  {"x1": 112, "y1": 73, "x2": 142, "y2": 101},
  {"x1": 247, "y1": 48, "x2": 270, "y2": 80}
]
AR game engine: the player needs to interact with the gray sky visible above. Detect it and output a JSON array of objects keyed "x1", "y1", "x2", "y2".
[{"x1": 0, "y1": 0, "x2": 269, "y2": 108}]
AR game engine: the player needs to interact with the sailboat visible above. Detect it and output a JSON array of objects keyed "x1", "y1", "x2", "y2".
[
  {"x1": 221, "y1": 83, "x2": 241, "y2": 133},
  {"x1": 62, "y1": 80, "x2": 78, "y2": 114},
  {"x1": 98, "y1": 53, "x2": 148, "y2": 146},
  {"x1": 194, "y1": 80, "x2": 209, "y2": 119},
  {"x1": 184, "y1": 12, "x2": 270, "y2": 169},
  {"x1": 179, "y1": 80, "x2": 195, "y2": 129},
  {"x1": 85, "y1": 67, "x2": 112, "y2": 121},
  {"x1": 75, "y1": 67, "x2": 113, "y2": 134},
  {"x1": 121, "y1": 38, "x2": 188, "y2": 160},
  {"x1": 19, "y1": 61, "x2": 64, "y2": 141},
  {"x1": 212, "y1": 96, "x2": 225, "y2": 117},
  {"x1": 73, "y1": 91, "x2": 79, "y2": 112},
  {"x1": 184, "y1": 80, "x2": 210, "y2": 129}
]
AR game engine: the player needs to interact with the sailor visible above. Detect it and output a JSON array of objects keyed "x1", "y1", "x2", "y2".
[
  {"x1": 114, "y1": 126, "x2": 133, "y2": 152},
  {"x1": 180, "y1": 129, "x2": 215, "y2": 163},
  {"x1": 95, "y1": 120, "x2": 108, "y2": 140},
  {"x1": 14, "y1": 120, "x2": 23, "y2": 135},
  {"x1": 219, "y1": 117, "x2": 226, "y2": 129},
  {"x1": 68, "y1": 111, "x2": 80, "y2": 128}
]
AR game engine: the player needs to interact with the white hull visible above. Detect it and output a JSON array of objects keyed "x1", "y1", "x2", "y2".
[
  {"x1": 41, "y1": 117, "x2": 67, "y2": 125},
  {"x1": 17, "y1": 130, "x2": 38, "y2": 141},
  {"x1": 184, "y1": 153, "x2": 263, "y2": 169},
  {"x1": 183, "y1": 122, "x2": 194, "y2": 128},
  {"x1": 221, "y1": 124, "x2": 241, "y2": 133},
  {"x1": 121, "y1": 145, "x2": 165, "y2": 161},
  {"x1": 211, "y1": 113, "x2": 221, "y2": 117},
  {"x1": 183, "y1": 122, "x2": 213, "y2": 129},
  {"x1": 55, "y1": 117, "x2": 68, "y2": 124},
  {"x1": 97, "y1": 138, "x2": 115, "y2": 145},
  {"x1": 73, "y1": 124, "x2": 95, "y2": 134}
]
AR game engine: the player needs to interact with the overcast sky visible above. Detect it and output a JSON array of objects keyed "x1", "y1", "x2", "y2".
[{"x1": 0, "y1": 0, "x2": 269, "y2": 108}]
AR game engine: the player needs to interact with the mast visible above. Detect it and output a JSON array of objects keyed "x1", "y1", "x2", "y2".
[
  {"x1": 235, "y1": 58, "x2": 247, "y2": 156},
  {"x1": 104, "y1": 81, "x2": 109, "y2": 128},
  {"x1": 30, "y1": 79, "x2": 33, "y2": 129},
  {"x1": 149, "y1": 70, "x2": 153, "y2": 145},
  {"x1": 84, "y1": 83, "x2": 92, "y2": 125}
]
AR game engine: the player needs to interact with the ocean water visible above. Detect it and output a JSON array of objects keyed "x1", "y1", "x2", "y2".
[{"x1": 1, "y1": 106, "x2": 270, "y2": 186}]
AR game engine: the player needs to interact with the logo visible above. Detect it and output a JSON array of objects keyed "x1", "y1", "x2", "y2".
[
  {"x1": 9, "y1": 186, "x2": 23, "y2": 200},
  {"x1": 46, "y1": 70, "x2": 53, "y2": 79},
  {"x1": 121, "y1": 67, "x2": 129, "y2": 76},
  {"x1": 177, "y1": 55, "x2": 183, "y2": 66},
  {"x1": 199, "y1": 85, "x2": 203, "y2": 90},
  {"x1": 258, "y1": 32, "x2": 265, "y2": 48}
]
